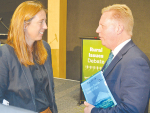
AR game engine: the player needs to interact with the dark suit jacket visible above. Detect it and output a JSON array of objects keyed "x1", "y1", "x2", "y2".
[
  {"x1": 0, "y1": 41, "x2": 58, "y2": 113},
  {"x1": 92, "y1": 40, "x2": 150, "y2": 113}
]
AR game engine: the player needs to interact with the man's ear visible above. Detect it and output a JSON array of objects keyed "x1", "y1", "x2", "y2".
[{"x1": 115, "y1": 24, "x2": 124, "y2": 35}]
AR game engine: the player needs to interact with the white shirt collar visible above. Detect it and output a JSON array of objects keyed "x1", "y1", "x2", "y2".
[{"x1": 112, "y1": 39, "x2": 131, "y2": 58}]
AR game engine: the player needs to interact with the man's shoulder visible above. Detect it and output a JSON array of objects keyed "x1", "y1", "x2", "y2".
[{"x1": 121, "y1": 42, "x2": 150, "y2": 66}]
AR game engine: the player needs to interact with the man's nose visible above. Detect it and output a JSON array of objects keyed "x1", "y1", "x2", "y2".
[{"x1": 96, "y1": 26, "x2": 100, "y2": 33}]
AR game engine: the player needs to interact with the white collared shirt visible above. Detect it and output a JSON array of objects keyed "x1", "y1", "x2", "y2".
[{"x1": 112, "y1": 39, "x2": 131, "y2": 59}]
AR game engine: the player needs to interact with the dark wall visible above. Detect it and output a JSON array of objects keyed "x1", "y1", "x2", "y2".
[
  {"x1": 66, "y1": 0, "x2": 150, "y2": 80},
  {"x1": 0, "y1": 0, "x2": 47, "y2": 42}
]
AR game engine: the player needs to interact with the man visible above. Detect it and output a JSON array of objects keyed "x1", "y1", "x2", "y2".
[{"x1": 84, "y1": 4, "x2": 150, "y2": 113}]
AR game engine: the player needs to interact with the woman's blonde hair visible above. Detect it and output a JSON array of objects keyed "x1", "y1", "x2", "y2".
[
  {"x1": 7, "y1": 1, "x2": 48, "y2": 67},
  {"x1": 102, "y1": 4, "x2": 134, "y2": 36}
]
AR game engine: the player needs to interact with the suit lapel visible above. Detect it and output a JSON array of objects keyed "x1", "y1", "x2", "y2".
[
  {"x1": 43, "y1": 58, "x2": 53, "y2": 96},
  {"x1": 5, "y1": 44, "x2": 35, "y2": 97},
  {"x1": 43, "y1": 59, "x2": 51, "y2": 82},
  {"x1": 43, "y1": 57, "x2": 55, "y2": 108},
  {"x1": 21, "y1": 64, "x2": 35, "y2": 98},
  {"x1": 103, "y1": 40, "x2": 135, "y2": 77},
  {"x1": 104, "y1": 53, "x2": 122, "y2": 77},
  {"x1": 5, "y1": 44, "x2": 36, "y2": 110}
]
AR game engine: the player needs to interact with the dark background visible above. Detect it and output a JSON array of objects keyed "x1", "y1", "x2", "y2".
[
  {"x1": 1, "y1": 0, "x2": 150, "y2": 81},
  {"x1": 66, "y1": 0, "x2": 150, "y2": 80}
]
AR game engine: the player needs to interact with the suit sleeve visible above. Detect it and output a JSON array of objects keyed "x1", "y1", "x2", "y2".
[
  {"x1": 0, "y1": 47, "x2": 9, "y2": 103},
  {"x1": 91, "y1": 57, "x2": 150, "y2": 113},
  {"x1": 44, "y1": 42, "x2": 58, "y2": 113}
]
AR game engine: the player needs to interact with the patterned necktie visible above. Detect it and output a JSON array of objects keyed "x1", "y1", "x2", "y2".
[{"x1": 103, "y1": 52, "x2": 114, "y2": 73}]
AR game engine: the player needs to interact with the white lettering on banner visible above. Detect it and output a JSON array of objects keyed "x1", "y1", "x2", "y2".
[
  {"x1": 89, "y1": 53, "x2": 104, "y2": 58},
  {"x1": 90, "y1": 47, "x2": 103, "y2": 52},
  {"x1": 85, "y1": 65, "x2": 102, "y2": 71},
  {"x1": 88, "y1": 58, "x2": 105, "y2": 64},
  {"x1": 85, "y1": 65, "x2": 102, "y2": 70}
]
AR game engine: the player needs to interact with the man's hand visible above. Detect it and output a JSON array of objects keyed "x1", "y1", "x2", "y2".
[{"x1": 84, "y1": 101, "x2": 95, "y2": 113}]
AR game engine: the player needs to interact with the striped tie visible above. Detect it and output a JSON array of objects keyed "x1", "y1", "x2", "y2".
[{"x1": 103, "y1": 52, "x2": 114, "y2": 73}]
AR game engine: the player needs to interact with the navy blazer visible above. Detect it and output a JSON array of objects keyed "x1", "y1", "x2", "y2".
[
  {"x1": 0, "y1": 41, "x2": 58, "y2": 113},
  {"x1": 92, "y1": 40, "x2": 150, "y2": 113}
]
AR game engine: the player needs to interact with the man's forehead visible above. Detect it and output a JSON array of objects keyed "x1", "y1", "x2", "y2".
[
  {"x1": 99, "y1": 12, "x2": 112, "y2": 24},
  {"x1": 101, "y1": 11, "x2": 113, "y2": 19}
]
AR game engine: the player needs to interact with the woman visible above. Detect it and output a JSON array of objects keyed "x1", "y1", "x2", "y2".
[{"x1": 0, "y1": 1, "x2": 58, "y2": 113}]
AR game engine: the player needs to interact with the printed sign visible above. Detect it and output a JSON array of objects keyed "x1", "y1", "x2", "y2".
[{"x1": 82, "y1": 39, "x2": 110, "y2": 82}]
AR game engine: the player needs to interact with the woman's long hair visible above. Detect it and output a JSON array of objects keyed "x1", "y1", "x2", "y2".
[{"x1": 7, "y1": 1, "x2": 48, "y2": 67}]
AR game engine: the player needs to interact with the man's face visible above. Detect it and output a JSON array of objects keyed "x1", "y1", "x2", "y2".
[{"x1": 96, "y1": 11, "x2": 117, "y2": 50}]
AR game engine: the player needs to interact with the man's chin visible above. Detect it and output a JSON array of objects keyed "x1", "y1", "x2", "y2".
[{"x1": 101, "y1": 41, "x2": 105, "y2": 46}]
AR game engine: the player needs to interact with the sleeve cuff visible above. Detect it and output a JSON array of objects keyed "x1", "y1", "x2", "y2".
[{"x1": 91, "y1": 107, "x2": 101, "y2": 113}]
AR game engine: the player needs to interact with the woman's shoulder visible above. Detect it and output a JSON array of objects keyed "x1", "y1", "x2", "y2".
[
  {"x1": 0, "y1": 44, "x2": 16, "y2": 60},
  {"x1": 0, "y1": 44, "x2": 9, "y2": 52},
  {"x1": 42, "y1": 40, "x2": 51, "y2": 50},
  {"x1": 0, "y1": 44, "x2": 14, "y2": 65},
  {"x1": 0, "y1": 44, "x2": 14, "y2": 53}
]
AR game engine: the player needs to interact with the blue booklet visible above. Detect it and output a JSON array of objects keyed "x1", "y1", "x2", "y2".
[{"x1": 81, "y1": 71, "x2": 117, "y2": 108}]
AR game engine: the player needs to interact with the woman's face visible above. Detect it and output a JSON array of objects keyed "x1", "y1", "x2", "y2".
[{"x1": 24, "y1": 10, "x2": 47, "y2": 46}]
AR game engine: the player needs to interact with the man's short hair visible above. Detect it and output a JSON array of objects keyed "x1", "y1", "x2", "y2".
[{"x1": 102, "y1": 4, "x2": 134, "y2": 36}]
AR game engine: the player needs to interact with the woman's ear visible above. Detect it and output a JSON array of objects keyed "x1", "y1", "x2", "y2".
[
  {"x1": 24, "y1": 22, "x2": 26, "y2": 30},
  {"x1": 24, "y1": 22, "x2": 28, "y2": 30}
]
